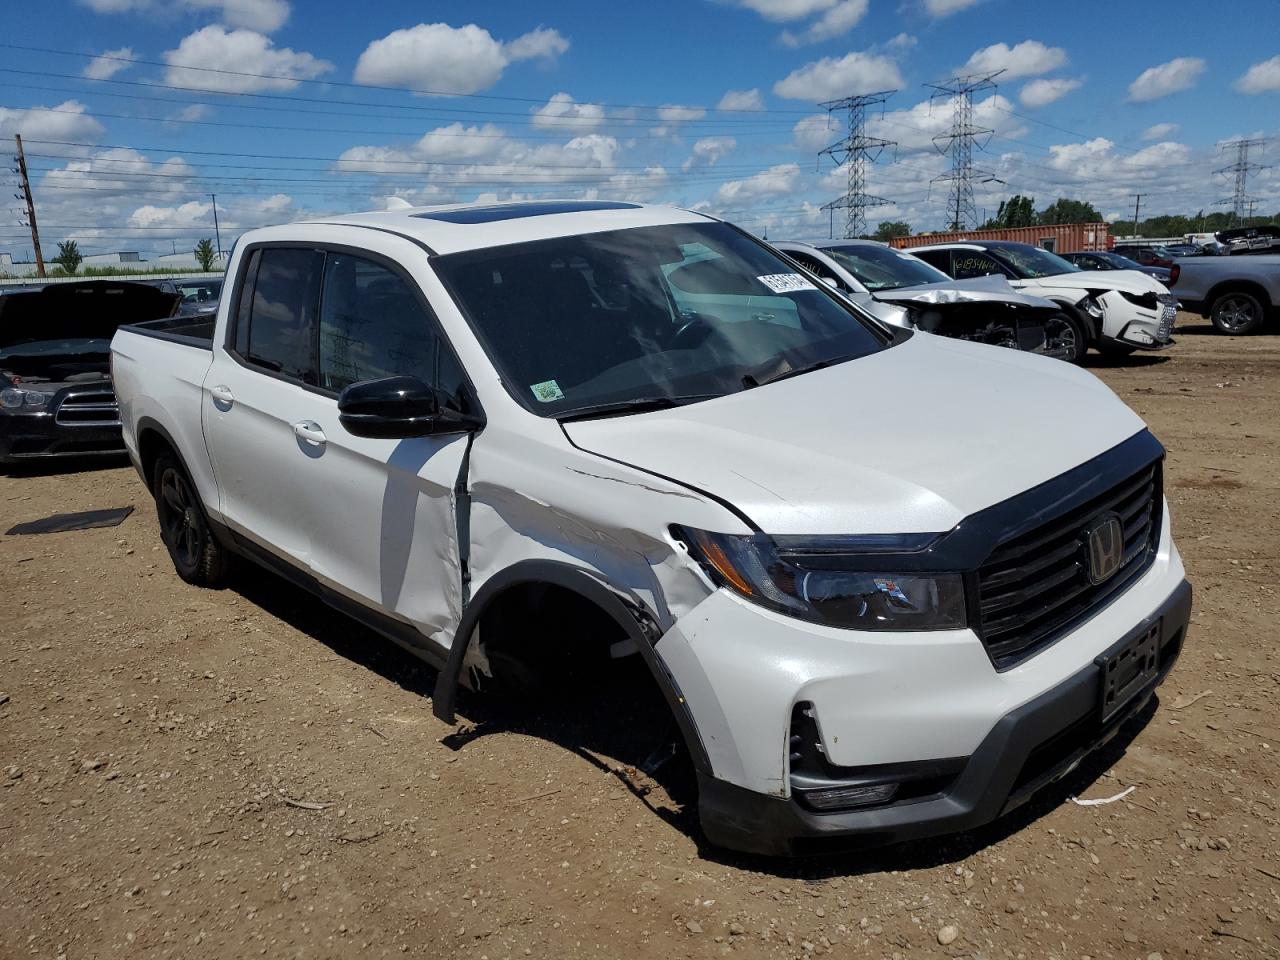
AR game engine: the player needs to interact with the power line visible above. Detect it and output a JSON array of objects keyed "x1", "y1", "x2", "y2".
[
  {"x1": 925, "y1": 70, "x2": 1005, "y2": 230},
  {"x1": 817, "y1": 90, "x2": 896, "y2": 239}
]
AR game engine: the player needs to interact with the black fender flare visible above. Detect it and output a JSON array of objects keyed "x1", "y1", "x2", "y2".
[
  {"x1": 431, "y1": 559, "x2": 713, "y2": 776},
  {"x1": 134, "y1": 415, "x2": 187, "y2": 491}
]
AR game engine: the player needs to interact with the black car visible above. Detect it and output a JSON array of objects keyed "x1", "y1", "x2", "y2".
[
  {"x1": 1062, "y1": 251, "x2": 1172, "y2": 283},
  {"x1": 0, "y1": 280, "x2": 180, "y2": 465}
]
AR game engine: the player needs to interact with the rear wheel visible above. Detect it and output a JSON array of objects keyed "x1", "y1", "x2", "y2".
[
  {"x1": 153, "y1": 453, "x2": 230, "y2": 586},
  {"x1": 1211, "y1": 291, "x2": 1266, "y2": 334},
  {"x1": 1044, "y1": 311, "x2": 1088, "y2": 363}
]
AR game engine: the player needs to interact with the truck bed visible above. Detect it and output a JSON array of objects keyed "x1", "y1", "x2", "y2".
[{"x1": 120, "y1": 315, "x2": 215, "y2": 349}]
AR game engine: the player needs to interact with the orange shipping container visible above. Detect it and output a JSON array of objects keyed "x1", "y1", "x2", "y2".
[{"x1": 889, "y1": 222, "x2": 1109, "y2": 254}]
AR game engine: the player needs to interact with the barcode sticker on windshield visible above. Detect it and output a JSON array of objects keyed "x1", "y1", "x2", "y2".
[
  {"x1": 757, "y1": 273, "x2": 817, "y2": 294},
  {"x1": 530, "y1": 379, "x2": 564, "y2": 403}
]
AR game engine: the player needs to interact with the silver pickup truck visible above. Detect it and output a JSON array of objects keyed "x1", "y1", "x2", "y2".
[{"x1": 1169, "y1": 254, "x2": 1280, "y2": 334}]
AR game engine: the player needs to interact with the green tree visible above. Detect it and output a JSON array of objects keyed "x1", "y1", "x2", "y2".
[
  {"x1": 194, "y1": 238, "x2": 217, "y2": 272},
  {"x1": 872, "y1": 220, "x2": 912, "y2": 241},
  {"x1": 1037, "y1": 198, "x2": 1102, "y2": 224},
  {"x1": 982, "y1": 195, "x2": 1036, "y2": 229},
  {"x1": 53, "y1": 240, "x2": 83, "y2": 275}
]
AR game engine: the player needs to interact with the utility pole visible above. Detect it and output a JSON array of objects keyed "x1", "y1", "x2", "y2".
[
  {"x1": 817, "y1": 90, "x2": 896, "y2": 239},
  {"x1": 13, "y1": 135, "x2": 45, "y2": 278},
  {"x1": 925, "y1": 70, "x2": 1004, "y2": 230},
  {"x1": 1214, "y1": 137, "x2": 1267, "y2": 226},
  {"x1": 210, "y1": 193, "x2": 222, "y2": 259},
  {"x1": 1130, "y1": 193, "x2": 1143, "y2": 238}
]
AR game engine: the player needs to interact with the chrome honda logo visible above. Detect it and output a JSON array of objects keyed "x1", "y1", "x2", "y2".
[{"x1": 1084, "y1": 513, "x2": 1125, "y2": 585}]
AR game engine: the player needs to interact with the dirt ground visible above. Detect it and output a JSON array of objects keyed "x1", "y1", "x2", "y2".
[{"x1": 2, "y1": 315, "x2": 1278, "y2": 960}]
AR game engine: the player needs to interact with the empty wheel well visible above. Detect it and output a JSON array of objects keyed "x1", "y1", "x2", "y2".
[{"x1": 471, "y1": 582, "x2": 635, "y2": 692}]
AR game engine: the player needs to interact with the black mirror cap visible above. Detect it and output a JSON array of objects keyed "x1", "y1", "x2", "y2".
[{"x1": 338, "y1": 375, "x2": 483, "y2": 439}]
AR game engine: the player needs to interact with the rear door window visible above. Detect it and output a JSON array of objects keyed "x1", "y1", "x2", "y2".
[
  {"x1": 912, "y1": 249, "x2": 953, "y2": 274},
  {"x1": 243, "y1": 248, "x2": 323, "y2": 383}
]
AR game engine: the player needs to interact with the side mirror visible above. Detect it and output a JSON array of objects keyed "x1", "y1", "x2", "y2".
[{"x1": 338, "y1": 375, "x2": 482, "y2": 439}]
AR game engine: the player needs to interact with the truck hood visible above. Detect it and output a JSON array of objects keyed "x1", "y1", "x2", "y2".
[
  {"x1": 1019, "y1": 269, "x2": 1167, "y2": 296},
  {"x1": 564, "y1": 333, "x2": 1146, "y2": 535},
  {"x1": 872, "y1": 274, "x2": 1057, "y2": 309}
]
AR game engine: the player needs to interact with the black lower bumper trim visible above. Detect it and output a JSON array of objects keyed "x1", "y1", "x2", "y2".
[
  {"x1": 0, "y1": 419, "x2": 124, "y2": 463},
  {"x1": 698, "y1": 579, "x2": 1191, "y2": 857}
]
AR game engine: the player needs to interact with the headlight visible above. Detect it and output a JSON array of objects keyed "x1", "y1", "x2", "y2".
[
  {"x1": 1081, "y1": 296, "x2": 1104, "y2": 318},
  {"x1": 0, "y1": 387, "x2": 49, "y2": 409},
  {"x1": 677, "y1": 527, "x2": 966, "y2": 631}
]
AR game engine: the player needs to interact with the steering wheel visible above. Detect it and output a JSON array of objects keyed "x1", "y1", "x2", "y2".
[{"x1": 670, "y1": 313, "x2": 725, "y2": 350}]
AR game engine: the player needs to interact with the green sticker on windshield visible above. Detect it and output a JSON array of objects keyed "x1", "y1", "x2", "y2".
[{"x1": 530, "y1": 379, "x2": 565, "y2": 403}]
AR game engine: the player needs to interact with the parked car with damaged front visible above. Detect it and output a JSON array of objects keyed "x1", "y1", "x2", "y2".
[
  {"x1": 774, "y1": 238, "x2": 1080, "y2": 361},
  {"x1": 110, "y1": 200, "x2": 1191, "y2": 856}
]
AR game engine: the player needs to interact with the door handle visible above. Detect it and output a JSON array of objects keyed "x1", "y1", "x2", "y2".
[
  {"x1": 292, "y1": 420, "x2": 326, "y2": 446},
  {"x1": 209, "y1": 384, "x2": 234, "y2": 407}
]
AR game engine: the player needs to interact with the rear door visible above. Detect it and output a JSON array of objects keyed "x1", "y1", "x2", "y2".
[{"x1": 203, "y1": 246, "x2": 325, "y2": 567}]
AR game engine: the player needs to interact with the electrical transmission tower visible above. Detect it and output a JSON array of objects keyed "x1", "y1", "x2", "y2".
[
  {"x1": 817, "y1": 91, "x2": 896, "y2": 239},
  {"x1": 1214, "y1": 137, "x2": 1267, "y2": 225},
  {"x1": 925, "y1": 71, "x2": 1004, "y2": 230}
]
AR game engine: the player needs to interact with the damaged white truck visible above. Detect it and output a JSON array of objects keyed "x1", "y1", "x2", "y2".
[{"x1": 110, "y1": 200, "x2": 1191, "y2": 856}]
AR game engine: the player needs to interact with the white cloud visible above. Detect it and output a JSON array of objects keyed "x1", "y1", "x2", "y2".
[
  {"x1": 1235, "y1": 55, "x2": 1280, "y2": 94},
  {"x1": 1046, "y1": 137, "x2": 1193, "y2": 184},
  {"x1": 83, "y1": 47, "x2": 134, "y2": 81},
  {"x1": 780, "y1": 0, "x2": 869, "y2": 47},
  {"x1": 722, "y1": 0, "x2": 841, "y2": 21},
  {"x1": 869, "y1": 93, "x2": 1026, "y2": 153},
  {"x1": 657, "y1": 104, "x2": 707, "y2": 123},
  {"x1": 335, "y1": 123, "x2": 623, "y2": 188},
  {"x1": 1142, "y1": 122, "x2": 1179, "y2": 141},
  {"x1": 682, "y1": 136, "x2": 737, "y2": 171},
  {"x1": 774, "y1": 51, "x2": 904, "y2": 101},
  {"x1": 793, "y1": 113, "x2": 835, "y2": 151},
  {"x1": 1127, "y1": 57, "x2": 1205, "y2": 102},
  {"x1": 923, "y1": 0, "x2": 980, "y2": 17},
  {"x1": 354, "y1": 23, "x2": 568, "y2": 96},
  {"x1": 963, "y1": 40, "x2": 1067, "y2": 80},
  {"x1": 181, "y1": 0, "x2": 290, "y2": 31},
  {"x1": 1019, "y1": 76, "x2": 1082, "y2": 108},
  {"x1": 80, "y1": 0, "x2": 290, "y2": 31},
  {"x1": 0, "y1": 101, "x2": 105, "y2": 143},
  {"x1": 532, "y1": 93, "x2": 604, "y2": 130},
  {"x1": 717, "y1": 88, "x2": 765, "y2": 111},
  {"x1": 164, "y1": 26, "x2": 332, "y2": 93},
  {"x1": 715, "y1": 163, "x2": 803, "y2": 204},
  {"x1": 886, "y1": 32, "x2": 917, "y2": 50},
  {"x1": 173, "y1": 104, "x2": 211, "y2": 122}
]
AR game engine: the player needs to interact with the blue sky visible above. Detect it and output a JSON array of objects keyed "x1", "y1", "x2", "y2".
[{"x1": 1, "y1": 0, "x2": 1278, "y2": 258}]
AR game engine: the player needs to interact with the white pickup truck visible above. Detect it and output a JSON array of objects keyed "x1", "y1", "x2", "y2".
[{"x1": 111, "y1": 200, "x2": 1191, "y2": 856}]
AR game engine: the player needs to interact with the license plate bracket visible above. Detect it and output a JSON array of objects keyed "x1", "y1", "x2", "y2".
[{"x1": 1096, "y1": 622, "x2": 1161, "y2": 724}]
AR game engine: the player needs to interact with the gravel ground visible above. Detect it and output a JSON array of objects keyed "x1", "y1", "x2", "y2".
[{"x1": 2, "y1": 316, "x2": 1278, "y2": 959}]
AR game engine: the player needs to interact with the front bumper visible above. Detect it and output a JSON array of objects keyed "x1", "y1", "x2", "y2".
[
  {"x1": 0, "y1": 412, "x2": 124, "y2": 463},
  {"x1": 698, "y1": 578, "x2": 1191, "y2": 856},
  {"x1": 1100, "y1": 291, "x2": 1178, "y2": 349}
]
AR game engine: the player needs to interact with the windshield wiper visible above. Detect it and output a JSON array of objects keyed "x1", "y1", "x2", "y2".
[
  {"x1": 740, "y1": 353, "x2": 859, "y2": 389},
  {"x1": 555, "y1": 394, "x2": 720, "y2": 422}
]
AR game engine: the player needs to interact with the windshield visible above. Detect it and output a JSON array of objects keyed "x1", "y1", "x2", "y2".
[
  {"x1": 178, "y1": 280, "x2": 222, "y2": 303},
  {"x1": 819, "y1": 244, "x2": 951, "y2": 291},
  {"x1": 986, "y1": 243, "x2": 1081, "y2": 279},
  {"x1": 433, "y1": 222, "x2": 890, "y2": 418}
]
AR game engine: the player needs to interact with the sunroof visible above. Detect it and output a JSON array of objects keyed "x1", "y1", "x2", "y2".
[{"x1": 413, "y1": 200, "x2": 641, "y2": 224}]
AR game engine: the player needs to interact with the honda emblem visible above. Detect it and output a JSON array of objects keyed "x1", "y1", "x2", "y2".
[{"x1": 1084, "y1": 513, "x2": 1125, "y2": 585}]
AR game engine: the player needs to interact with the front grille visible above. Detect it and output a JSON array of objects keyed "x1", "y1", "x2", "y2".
[
  {"x1": 1156, "y1": 294, "x2": 1177, "y2": 341},
  {"x1": 976, "y1": 462, "x2": 1161, "y2": 669},
  {"x1": 55, "y1": 387, "x2": 120, "y2": 427}
]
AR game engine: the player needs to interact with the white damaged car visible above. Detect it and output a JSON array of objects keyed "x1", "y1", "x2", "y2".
[
  {"x1": 111, "y1": 200, "x2": 1191, "y2": 856},
  {"x1": 910, "y1": 240, "x2": 1178, "y2": 359}
]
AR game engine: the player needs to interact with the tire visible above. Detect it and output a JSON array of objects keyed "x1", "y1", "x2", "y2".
[
  {"x1": 1044, "y1": 310, "x2": 1088, "y2": 364},
  {"x1": 1210, "y1": 291, "x2": 1266, "y2": 334},
  {"x1": 153, "y1": 453, "x2": 230, "y2": 586}
]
